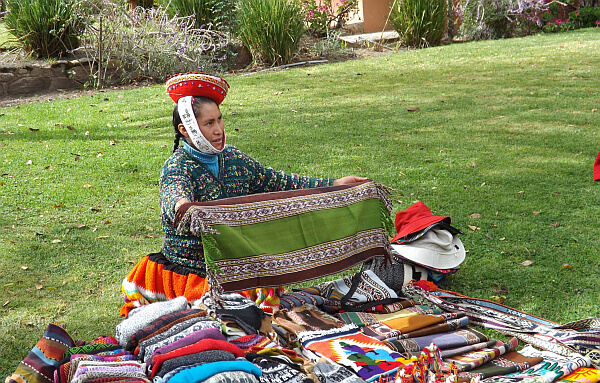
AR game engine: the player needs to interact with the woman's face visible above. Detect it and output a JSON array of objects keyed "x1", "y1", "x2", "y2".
[{"x1": 180, "y1": 101, "x2": 225, "y2": 151}]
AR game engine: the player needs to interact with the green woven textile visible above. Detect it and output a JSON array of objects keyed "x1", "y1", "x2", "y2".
[{"x1": 177, "y1": 181, "x2": 392, "y2": 292}]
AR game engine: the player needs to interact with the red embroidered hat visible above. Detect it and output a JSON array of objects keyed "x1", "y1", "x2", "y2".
[
  {"x1": 165, "y1": 72, "x2": 230, "y2": 104},
  {"x1": 391, "y1": 202, "x2": 452, "y2": 243},
  {"x1": 594, "y1": 151, "x2": 600, "y2": 182}
]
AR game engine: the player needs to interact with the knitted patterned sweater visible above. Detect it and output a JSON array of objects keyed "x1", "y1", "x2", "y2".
[{"x1": 160, "y1": 145, "x2": 335, "y2": 275}]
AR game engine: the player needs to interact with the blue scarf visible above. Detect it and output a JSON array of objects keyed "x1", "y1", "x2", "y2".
[{"x1": 184, "y1": 141, "x2": 219, "y2": 177}]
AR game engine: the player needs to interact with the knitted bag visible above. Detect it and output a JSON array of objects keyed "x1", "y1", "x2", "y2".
[
  {"x1": 320, "y1": 270, "x2": 399, "y2": 312},
  {"x1": 361, "y1": 254, "x2": 433, "y2": 293}
]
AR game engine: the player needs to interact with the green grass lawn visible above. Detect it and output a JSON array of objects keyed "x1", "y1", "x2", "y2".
[{"x1": 1, "y1": 28, "x2": 599, "y2": 375}]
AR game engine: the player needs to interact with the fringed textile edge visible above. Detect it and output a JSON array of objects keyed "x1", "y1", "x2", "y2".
[{"x1": 297, "y1": 323, "x2": 360, "y2": 343}]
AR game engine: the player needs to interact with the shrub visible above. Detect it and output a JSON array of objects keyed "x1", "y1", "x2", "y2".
[
  {"x1": 168, "y1": 0, "x2": 237, "y2": 33},
  {"x1": 237, "y1": 0, "x2": 305, "y2": 65},
  {"x1": 389, "y1": 0, "x2": 447, "y2": 47},
  {"x1": 77, "y1": 1, "x2": 229, "y2": 87},
  {"x1": 4, "y1": 0, "x2": 87, "y2": 58},
  {"x1": 299, "y1": 0, "x2": 359, "y2": 37},
  {"x1": 308, "y1": 29, "x2": 355, "y2": 59},
  {"x1": 569, "y1": 5, "x2": 600, "y2": 28},
  {"x1": 456, "y1": 0, "x2": 550, "y2": 40}
]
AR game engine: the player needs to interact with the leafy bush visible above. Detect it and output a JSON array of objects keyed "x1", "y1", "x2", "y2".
[
  {"x1": 541, "y1": 5, "x2": 600, "y2": 32},
  {"x1": 4, "y1": 0, "x2": 87, "y2": 58},
  {"x1": 389, "y1": 0, "x2": 447, "y2": 47},
  {"x1": 456, "y1": 0, "x2": 549, "y2": 40},
  {"x1": 308, "y1": 29, "x2": 355, "y2": 59},
  {"x1": 167, "y1": 0, "x2": 236, "y2": 32},
  {"x1": 77, "y1": 1, "x2": 229, "y2": 87},
  {"x1": 237, "y1": 0, "x2": 305, "y2": 65},
  {"x1": 299, "y1": 0, "x2": 359, "y2": 37},
  {"x1": 569, "y1": 5, "x2": 600, "y2": 28}
]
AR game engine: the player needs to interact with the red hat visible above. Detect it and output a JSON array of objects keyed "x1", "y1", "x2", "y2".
[
  {"x1": 391, "y1": 202, "x2": 453, "y2": 243},
  {"x1": 165, "y1": 72, "x2": 230, "y2": 104},
  {"x1": 594, "y1": 151, "x2": 600, "y2": 182}
]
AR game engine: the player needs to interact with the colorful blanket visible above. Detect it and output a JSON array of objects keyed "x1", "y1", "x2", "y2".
[
  {"x1": 175, "y1": 181, "x2": 393, "y2": 292},
  {"x1": 299, "y1": 325, "x2": 411, "y2": 382}
]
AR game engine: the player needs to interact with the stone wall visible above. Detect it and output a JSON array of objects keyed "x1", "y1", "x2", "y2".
[{"x1": 0, "y1": 58, "x2": 104, "y2": 97}]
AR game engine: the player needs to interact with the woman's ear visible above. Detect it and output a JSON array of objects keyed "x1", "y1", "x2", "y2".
[{"x1": 178, "y1": 124, "x2": 189, "y2": 138}]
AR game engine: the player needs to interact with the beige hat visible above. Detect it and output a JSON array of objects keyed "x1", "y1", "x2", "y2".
[{"x1": 391, "y1": 228, "x2": 465, "y2": 270}]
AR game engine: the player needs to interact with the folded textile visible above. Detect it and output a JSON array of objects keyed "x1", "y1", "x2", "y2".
[
  {"x1": 558, "y1": 367, "x2": 600, "y2": 383},
  {"x1": 79, "y1": 378, "x2": 150, "y2": 383},
  {"x1": 335, "y1": 306, "x2": 440, "y2": 327},
  {"x1": 250, "y1": 347, "x2": 306, "y2": 365},
  {"x1": 149, "y1": 327, "x2": 225, "y2": 363},
  {"x1": 176, "y1": 181, "x2": 393, "y2": 292},
  {"x1": 149, "y1": 338, "x2": 245, "y2": 378},
  {"x1": 440, "y1": 340, "x2": 497, "y2": 358},
  {"x1": 55, "y1": 349, "x2": 132, "y2": 383},
  {"x1": 63, "y1": 344, "x2": 123, "y2": 360},
  {"x1": 402, "y1": 284, "x2": 600, "y2": 366},
  {"x1": 115, "y1": 296, "x2": 189, "y2": 347},
  {"x1": 444, "y1": 337, "x2": 518, "y2": 371},
  {"x1": 363, "y1": 316, "x2": 468, "y2": 341},
  {"x1": 163, "y1": 360, "x2": 262, "y2": 383},
  {"x1": 299, "y1": 324, "x2": 411, "y2": 382},
  {"x1": 253, "y1": 358, "x2": 314, "y2": 383},
  {"x1": 6, "y1": 323, "x2": 76, "y2": 383},
  {"x1": 127, "y1": 308, "x2": 206, "y2": 351},
  {"x1": 313, "y1": 361, "x2": 368, "y2": 383},
  {"x1": 280, "y1": 291, "x2": 326, "y2": 310},
  {"x1": 229, "y1": 334, "x2": 279, "y2": 352},
  {"x1": 457, "y1": 350, "x2": 543, "y2": 379},
  {"x1": 199, "y1": 293, "x2": 266, "y2": 334},
  {"x1": 153, "y1": 349, "x2": 236, "y2": 379},
  {"x1": 139, "y1": 316, "x2": 221, "y2": 362},
  {"x1": 384, "y1": 327, "x2": 489, "y2": 353},
  {"x1": 483, "y1": 345, "x2": 592, "y2": 383},
  {"x1": 70, "y1": 361, "x2": 147, "y2": 383},
  {"x1": 63, "y1": 353, "x2": 137, "y2": 383},
  {"x1": 201, "y1": 371, "x2": 260, "y2": 383},
  {"x1": 273, "y1": 305, "x2": 346, "y2": 342}
]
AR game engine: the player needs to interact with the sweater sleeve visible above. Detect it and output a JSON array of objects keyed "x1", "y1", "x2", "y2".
[
  {"x1": 242, "y1": 151, "x2": 335, "y2": 194},
  {"x1": 159, "y1": 159, "x2": 195, "y2": 226}
]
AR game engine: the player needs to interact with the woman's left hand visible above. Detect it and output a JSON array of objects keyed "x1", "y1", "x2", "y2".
[{"x1": 333, "y1": 176, "x2": 370, "y2": 186}]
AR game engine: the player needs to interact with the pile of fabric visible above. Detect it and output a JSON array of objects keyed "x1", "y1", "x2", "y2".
[
  {"x1": 6, "y1": 196, "x2": 600, "y2": 383},
  {"x1": 7, "y1": 282, "x2": 600, "y2": 383}
]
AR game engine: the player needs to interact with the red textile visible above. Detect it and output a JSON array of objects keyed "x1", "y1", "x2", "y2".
[
  {"x1": 149, "y1": 338, "x2": 245, "y2": 378},
  {"x1": 594, "y1": 152, "x2": 600, "y2": 182}
]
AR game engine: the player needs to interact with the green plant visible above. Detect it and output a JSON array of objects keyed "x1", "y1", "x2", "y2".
[
  {"x1": 309, "y1": 29, "x2": 354, "y2": 59},
  {"x1": 456, "y1": 0, "x2": 550, "y2": 40},
  {"x1": 168, "y1": 0, "x2": 237, "y2": 33},
  {"x1": 4, "y1": 0, "x2": 87, "y2": 58},
  {"x1": 568, "y1": 5, "x2": 600, "y2": 28},
  {"x1": 300, "y1": 0, "x2": 359, "y2": 37},
  {"x1": 389, "y1": 0, "x2": 447, "y2": 47},
  {"x1": 237, "y1": 0, "x2": 305, "y2": 65},
  {"x1": 76, "y1": 1, "x2": 230, "y2": 87}
]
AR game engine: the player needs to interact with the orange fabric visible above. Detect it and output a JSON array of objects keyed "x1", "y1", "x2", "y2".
[
  {"x1": 120, "y1": 255, "x2": 209, "y2": 317},
  {"x1": 382, "y1": 314, "x2": 445, "y2": 333}
]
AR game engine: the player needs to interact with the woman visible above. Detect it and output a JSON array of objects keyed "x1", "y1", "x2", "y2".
[{"x1": 121, "y1": 72, "x2": 367, "y2": 316}]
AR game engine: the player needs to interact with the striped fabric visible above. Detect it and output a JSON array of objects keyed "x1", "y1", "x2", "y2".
[{"x1": 176, "y1": 181, "x2": 393, "y2": 292}]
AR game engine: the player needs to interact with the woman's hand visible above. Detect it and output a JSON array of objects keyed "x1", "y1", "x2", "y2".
[
  {"x1": 175, "y1": 198, "x2": 191, "y2": 212},
  {"x1": 333, "y1": 176, "x2": 370, "y2": 186}
]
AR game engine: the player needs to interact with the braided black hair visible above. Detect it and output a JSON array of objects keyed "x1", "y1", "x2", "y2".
[{"x1": 171, "y1": 96, "x2": 219, "y2": 153}]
